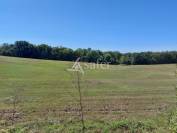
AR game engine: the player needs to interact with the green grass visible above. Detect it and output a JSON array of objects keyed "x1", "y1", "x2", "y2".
[{"x1": 0, "y1": 56, "x2": 176, "y2": 132}]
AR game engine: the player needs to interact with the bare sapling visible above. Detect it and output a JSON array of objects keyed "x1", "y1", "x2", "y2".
[
  {"x1": 67, "y1": 57, "x2": 86, "y2": 132},
  {"x1": 76, "y1": 71, "x2": 85, "y2": 133}
]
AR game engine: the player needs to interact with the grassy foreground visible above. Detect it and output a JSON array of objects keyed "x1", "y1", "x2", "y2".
[{"x1": 0, "y1": 56, "x2": 176, "y2": 132}]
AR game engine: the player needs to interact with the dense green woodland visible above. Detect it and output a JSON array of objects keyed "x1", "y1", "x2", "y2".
[{"x1": 0, "y1": 41, "x2": 177, "y2": 65}]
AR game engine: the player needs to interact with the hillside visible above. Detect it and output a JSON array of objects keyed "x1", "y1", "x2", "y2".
[{"x1": 0, "y1": 56, "x2": 176, "y2": 132}]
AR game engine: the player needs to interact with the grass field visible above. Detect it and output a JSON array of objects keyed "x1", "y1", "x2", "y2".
[{"x1": 0, "y1": 56, "x2": 176, "y2": 132}]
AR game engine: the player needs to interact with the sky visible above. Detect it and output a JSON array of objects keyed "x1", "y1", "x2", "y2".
[{"x1": 0, "y1": 0, "x2": 177, "y2": 52}]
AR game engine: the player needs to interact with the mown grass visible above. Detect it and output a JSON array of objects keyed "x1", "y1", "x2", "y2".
[{"x1": 0, "y1": 56, "x2": 176, "y2": 132}]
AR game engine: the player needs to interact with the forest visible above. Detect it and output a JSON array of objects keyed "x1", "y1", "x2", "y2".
[{"x1": 0, "y1": 41, "x2": 177, "y2": 65}]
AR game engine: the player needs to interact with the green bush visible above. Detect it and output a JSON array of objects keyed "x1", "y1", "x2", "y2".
[{"x1": 169, "y1": 109, "x2": 177, "y2": 133}]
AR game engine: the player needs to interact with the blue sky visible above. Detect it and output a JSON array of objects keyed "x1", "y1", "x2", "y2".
[{"x1": 0, "y1": 0, "x2": 177, "y2": 52}]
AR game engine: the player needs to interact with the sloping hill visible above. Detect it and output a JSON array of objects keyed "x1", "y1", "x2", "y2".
[{"x1": 0, "y1": 56, "x2": 176, "y2": 132}]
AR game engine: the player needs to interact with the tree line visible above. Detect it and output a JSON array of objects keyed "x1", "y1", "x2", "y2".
[{"x1": 0, "y1": 41, "x2": 176, "y2": 65}]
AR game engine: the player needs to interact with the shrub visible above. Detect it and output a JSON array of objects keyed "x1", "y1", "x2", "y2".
[{"x1": 169, "y1": 109, "x2": 177, "y2": 133}]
